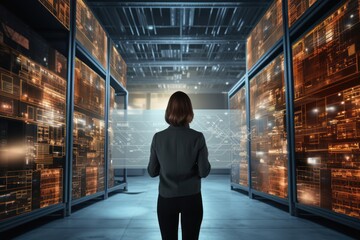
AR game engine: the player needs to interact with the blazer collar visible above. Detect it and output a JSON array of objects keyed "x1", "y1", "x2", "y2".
[{"x1": 169, "y1": 124, "x2": 190, "y2": 129}]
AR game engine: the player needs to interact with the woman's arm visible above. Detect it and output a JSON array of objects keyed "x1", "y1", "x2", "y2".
[
  {"x1": 197, "y1": 133, "x2": 211, "y2": 178},
  {"x1": 148, "y1": 134, "x2": 160, "y2": 177}
]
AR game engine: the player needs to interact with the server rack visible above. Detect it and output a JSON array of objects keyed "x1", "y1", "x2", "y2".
[
  {"x1": 0, "y1": 0, "x2": 70, "y2": 231},
  {"x1": 229, "y1": 0, "x2": 360, "y2": 230},
  {"x1": 107, "y1": 40, "x2": 128, "y2": 195},
  {"x1": 229, "y1": 76, "x2": 249, "y2": 193},
  {"x1": 0, "y1": 0, "x2": 127, "y2": 231}
]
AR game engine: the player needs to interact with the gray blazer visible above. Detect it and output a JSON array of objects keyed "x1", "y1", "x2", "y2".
[{"x1": 147, "y1": 125, "x2": 211, "y2": 198}]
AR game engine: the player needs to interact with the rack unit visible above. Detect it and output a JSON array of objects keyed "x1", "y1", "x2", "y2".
[
  {"x1": 107, "y1": 85, "x2": 128, "y2": 192},
  {"x1": 75, "y1": 0, "x2": 107, "y2": 69},
  {"x1": 108, "y1": 40, "x2": 128, "y2": 192},
  {"x1": 229, "y1": 0, "x2": 360, "y2": 230},
  {"x1": 0, "y1": 3, "x2": 67, "y2": 226},
  {"x1": 72, "y1": 58, "x2": 105, "y2": 201},
  {"x1": 38, "y1": 0, "x2": 70, "y2": 29},
  {"x1": 288, "y1": 0, "x2": 318, "y2": 27},
  {"x1": 110, "y1": 42, "x2": 127, "y2": 88},
  {"x1": 247, "y1": 0, "x2": 283, "y2": 71},
  {"x1": 0, "y1": 0, "x2": 127, "y2": 232},
  {"x1": 229, "y1": 80, "x2": 248, "y2": 189},
  {"x1": 292, "y1": 0, "x2": 360, "y2": 221},
  {"x1": 250, "y1": 54, "x2": 288, "y2": 199},
  {"x1": 108, "y1": 86, "x2": 116, "y2": 189}
]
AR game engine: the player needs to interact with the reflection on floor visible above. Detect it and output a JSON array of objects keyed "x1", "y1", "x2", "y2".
[{"x1": 5, "y1": 175, "x2": 358, "y2": 240}]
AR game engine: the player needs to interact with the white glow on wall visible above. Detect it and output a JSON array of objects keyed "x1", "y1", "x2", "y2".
[{"x1": 110, "y1": 109, "x2": 244, "y2": 169}]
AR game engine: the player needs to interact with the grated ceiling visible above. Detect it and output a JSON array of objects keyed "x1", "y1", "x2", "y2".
[{"x1": 86, "y1": 0, "x2": 272, "y2": 93}]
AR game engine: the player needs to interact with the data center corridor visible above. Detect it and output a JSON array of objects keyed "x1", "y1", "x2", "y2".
[{"x1": 4, "y1": 174, "x2": 356, "y2": 240}]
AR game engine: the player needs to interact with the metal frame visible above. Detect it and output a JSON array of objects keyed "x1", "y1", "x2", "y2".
[
  {"x1": 108, "y1": 71, "x2": 129, "y2": 193},
  {"x1": 108, "y1": 182, "x2": 128, "y2": 193},
  {"x1": 296, "y1": 203, "x2": 360, "y2": 230},
  {"x1": 247, "y1": 38, "x2": 283, "y2": 80},
  {"x1": 71, "y1": 191, "x2": 106, "y2": 206},
  {"x1": 123, "y1": 89, "x2": 128, "y2": 188},
  {"x1": 231, "y1": 183, "x2": 249, "y2": 193},
  {"x1": 282, "y1": 0, "x2": 296, "y2": 217},
  {"x1": 103, "y1": 37, "x2": 111, "y2": 199},
  {"x1": 113, "y1": 36, "x2": 246, "y2": 44},
  {"x1": 0, "y1": 204, "x2": 65, "y2": 232},
  {"x1": 228, "y1": 75, "x2": 246, "y2": 98},
  {"x1": 75, "y1": 43, "x2": 107, "y2": 78},
  {"x1": 228, "y1": 76, "x2": 250, "y2": 194},
  {"x1": 126, "y1": 60, "x2": 246, "y2": 67},
  {"x1": 251, "y1": 189, "x2": 289, "y2": 206},
  {"x1": 245, "y1": 71, "x2": 253, "y2": 198},
  {"x1": 65, "y1": 0, "x2": 77, "y2": 217},
  {"x1": 229, "y1": 0, "x2": 360, "y2": 231},
  {"x1": 87, "y1": 0, "x2": 271, "y2": 8},
  {"x1": 244, "y1": 43, "x2": 252, "y2": 198}
]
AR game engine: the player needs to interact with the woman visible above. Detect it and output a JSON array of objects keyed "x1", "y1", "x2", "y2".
[{"x1": 148, "y1": 91, "x2": 211, "y2": 240}]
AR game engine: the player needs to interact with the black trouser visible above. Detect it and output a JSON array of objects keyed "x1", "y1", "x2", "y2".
[{"x1": 157, "y1": 193, "x2": 203, "y2": 240}]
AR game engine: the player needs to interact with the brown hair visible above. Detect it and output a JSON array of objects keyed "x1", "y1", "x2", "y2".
[{"x1": 165, "y1": 91, "x2": 194, "y2": 126}]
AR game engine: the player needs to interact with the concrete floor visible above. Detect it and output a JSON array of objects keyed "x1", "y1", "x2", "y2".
[{"x1": 4, "y1": 175, "x2": 358, "y2": 239}]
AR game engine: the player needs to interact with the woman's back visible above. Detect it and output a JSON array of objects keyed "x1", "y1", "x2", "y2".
[{"x1": 149, "y1": 125, "x2": 210, "y2": 198}]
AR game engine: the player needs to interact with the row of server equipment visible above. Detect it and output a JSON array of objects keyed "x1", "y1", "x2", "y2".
[
  {"x1": 0, "y1": 0, "x2": 127, "y2": 231},
  {"x1": 230, "y1": 0, "x2": 360, "y2": 229}
]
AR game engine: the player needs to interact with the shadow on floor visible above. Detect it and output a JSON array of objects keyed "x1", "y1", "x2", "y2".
[
  {"x1": 1, "y1": 197, "x2": 104, "y2": 240},
  {"x1": 231, "y1": 188, "x2": 359, "y2": 239}
]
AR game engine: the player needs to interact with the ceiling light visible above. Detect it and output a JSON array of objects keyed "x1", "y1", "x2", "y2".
[
  {"x1": 225, "y1": 82, "x2": 229, "y2": 85},
  {"x1": 148, "y1": 25, "x2": 154, "y2": 30}
]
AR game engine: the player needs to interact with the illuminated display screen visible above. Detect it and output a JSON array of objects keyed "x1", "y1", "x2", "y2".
[
  {"x1": 110, "y1": 110, "x2": 233, "y2": 169},
  {"x1": 250, "y1": 54, "x2": 288, "y2": 199},
  {"x1": 110, "y1": 42, "x2": 127, "y2": 88},
  {"x1": 230, "y1": 87, "x2": 248, "y2": 186},
  {"x1": 288, "y1": 0, "x2": 318, "y2": 27},
  {"x1": 0, "y1": 26, "x2": 66, "y2": 220},
  {"x1": 76, "y1": 0, "x2": 107, "y2": 69},
  {"x1": 293, "y1": 0, "x2": 360, "y2": 219},
  {"x1": 247, "y1": 0, "x2": 283, "y2": 71},
  {"x1": 38, "y1": 0, "x2": 70, "y2": 29},
  {"x1": 72, "y1": 59, "x2": 105, "y2": 200}
]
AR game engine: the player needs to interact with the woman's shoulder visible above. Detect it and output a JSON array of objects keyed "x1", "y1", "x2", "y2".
[
  {"x1": 158, "y1": 126, "x2": 203, "y2": 135},
  {"x1": 188, "y1": 127, "x2": 202, "y2": 134},
  {"x1": 186, "y1": 128, "x2": 205, "y2": 139},
  {"x1": 154, "y1": 128, "x2": 168, "y2": 136}
]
